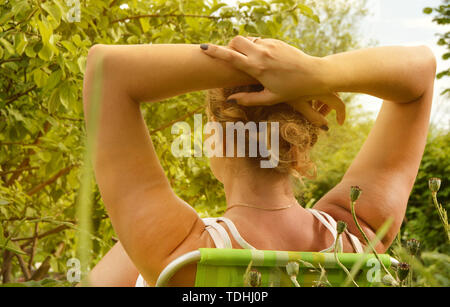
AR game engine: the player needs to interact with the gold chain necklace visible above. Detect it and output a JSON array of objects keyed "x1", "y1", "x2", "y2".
[{"x1": 226, "y1": 202, "x2": 297, "y2": 212}]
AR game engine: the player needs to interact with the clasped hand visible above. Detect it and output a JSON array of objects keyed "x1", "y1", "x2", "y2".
[{"x1": 201, "y1": 36, "x2": 346, "y2": 129}]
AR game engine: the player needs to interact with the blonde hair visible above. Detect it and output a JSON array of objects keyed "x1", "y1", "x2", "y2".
[{"x1": 205, "y1": 84, "x2": 320, "y2": 179}]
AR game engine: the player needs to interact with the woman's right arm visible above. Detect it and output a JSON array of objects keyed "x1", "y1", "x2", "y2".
[{"x1": 314, "y1": 45, "x2": 436, "y2": 249}]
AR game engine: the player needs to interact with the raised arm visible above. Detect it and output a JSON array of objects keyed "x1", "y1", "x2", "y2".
[
  {"x1": 83, "y1": 44, "x2": 256, "y2": 284},
  {"x1": 314, "y1": 45, "x2": 436, "y2": 250},
  {"x1": 201, "y1": 37, "x2": 437, "y2": 250}
]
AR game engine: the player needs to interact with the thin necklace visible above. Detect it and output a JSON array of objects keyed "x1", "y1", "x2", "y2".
[{"x1": 226, "y1": 202, "x2": 297, "y2": 212}]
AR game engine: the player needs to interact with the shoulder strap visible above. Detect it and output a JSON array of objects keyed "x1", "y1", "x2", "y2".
[
  {"x1": 217, "y1": 217, "x2": 256, "y2": 250},
  {"x1": 344, "y1": 229, "x2": 364, "y2": 253},
  {"x1": 307, "y1": 209, "x2": 343, "y2": 253},
  {"x1": 308, "y1": 209, "x2": 364, "y2": 253},
  {"x1": 202, "y1": 218, "x2": 232, "y2": 249},
  {"x1": 135, "y1": 274, "x2": 148, "y2": 287}
]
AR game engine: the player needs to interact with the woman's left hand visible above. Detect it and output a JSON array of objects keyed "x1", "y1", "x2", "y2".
[{"x1": 200, "y1": 36, "x2": 345, "y2": 125}]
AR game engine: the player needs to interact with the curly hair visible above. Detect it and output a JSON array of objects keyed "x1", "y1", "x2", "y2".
[{"x1": 205, "y1": 84, "x2": 320, "y2": 179}]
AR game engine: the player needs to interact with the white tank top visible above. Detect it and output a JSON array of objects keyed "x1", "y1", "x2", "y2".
[{"x1": 135, "y1": 208, "x2": 364, "y2": 287}]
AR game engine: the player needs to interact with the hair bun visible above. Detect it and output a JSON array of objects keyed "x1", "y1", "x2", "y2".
[{"x1": 206, "y1": 86, "x2": 320, "y2": 179}]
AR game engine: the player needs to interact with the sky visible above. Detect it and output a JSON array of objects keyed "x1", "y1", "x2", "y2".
[
  {"x1": 224, "y1": 0, "x2": 449, "y2": 130},
  {"x1": 357, "y1": 0, "x2": 449, "y2": 129}
]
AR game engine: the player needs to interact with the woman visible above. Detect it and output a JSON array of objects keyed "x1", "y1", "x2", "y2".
[{"x1": 82, "y1": 36, "x2": 436, "y2": 286}]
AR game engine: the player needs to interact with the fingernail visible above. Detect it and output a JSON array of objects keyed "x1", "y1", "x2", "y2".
[
  {"x1": 226, "y1": 99, "x2": 237, "y2": 103},
  {"x1": 200, "y1": 43, "x2": 209, "y2": 50},
  {"x1": 320, "y1": 125, "x2": 329, "y2": 131}
]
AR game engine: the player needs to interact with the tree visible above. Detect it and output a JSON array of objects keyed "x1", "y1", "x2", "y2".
[
  {"x1": 0, "y1": 0, "x2": 345, "y2": 284},
  {"x1": 1, "y1": 0, "x2": 447, "y2": 287},
  {"x1": 424, "y1": 0, "x2": 450, "y2": 96}
]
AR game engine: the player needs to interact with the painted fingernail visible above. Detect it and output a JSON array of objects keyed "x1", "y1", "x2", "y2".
[
  {"x1": 226, "y1": 99, "x2": 237, "y2": 103},
  {"x1": 320, "y1": 125, "x2": 329, "y2": 131},
  {"x1": 200, "y1": 43, "x2": 209, "y2": 50}
]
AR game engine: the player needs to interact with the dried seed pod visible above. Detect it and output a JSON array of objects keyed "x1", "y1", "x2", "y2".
[
  {"x1": 337, "y1": 221, "x2": 347, "y2": 235},
  {"x1": 406, "y1": 238, "x2": 421, "y2": 256},
  {"x1": 428, "y1": 177, "x2": 441, "y2": 193},
  {"x1": 247, "y1": 269, "x2": 261, "y2": 287},
  {"x1": 350, "y1": 186, "x2": 362, "y2": 202},
  {"x1": 286, "y1": 261, "x2": 299, "y2": 277},
  {"x1": 397, "y1": 262, "x2": 410, "y2": 282}
]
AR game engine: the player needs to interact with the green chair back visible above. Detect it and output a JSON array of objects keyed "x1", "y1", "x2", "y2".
[{"x1": 156, "y1": 248, "x2": 398, "y2": 287}]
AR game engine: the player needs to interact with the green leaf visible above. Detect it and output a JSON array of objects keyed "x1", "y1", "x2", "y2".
[
  {"x1": 77, "y1": 56, "x2": 87, "y2": 74},
  {"x1": 126, "y1": 22, "x2": 142, "y2": 37},
  {"x1": 0, "y1": 11, "x2": 14, "y2": 25},
  {"x1": 33, "y1": 68, "x2": 49, "y2": 87},
  {"x1": 0, "y1": 38, "x2": 15, "y2": 55},
  {"x1": 38, "y1": 43, "x2": 54, "y2": 61},
  {"x1": 297, "y1": 4, "x2": 320, "y2": 23},
  {"x1": 1, "y1": 241, "x2": 27, "y2": 255},
  {"x1": 25, "y1": 44, "x2": 36, "y2": 58},
  {"x1": 15, "y1": 33, "x2": 28, "y2": 55},
  {"x1": 44, "y1": 69, "x2": 62, "y2": 92},
  {"x1": 46, "y1": 152, "x2": 63, "y2": 176},
  {"x1": 59, "y1": 82, "x2": 71, "y2": 109},
  {"x1": 48, "y1": 88, "x2": 60, "y2": 114},
  {"x1": 423, "y1": 7, "x2": 433, "y2": 14},
  {"x1": 210, "y1": 3, "x2": 227, "y2": 14},
  {"x1": 72, "y1": 34, "x2": 83, "y2": 47},
  {"x1": 37, "y1": 18, "x2": 53, "y2": 45},
  {"x1": 11, "y1": 0, "x2": 30, "y2": 17},
  {"x1": 61, "y1": 40, "x2": 77, "y2": 54},
  {"x1": 42, "y1": 2, "x2": 62, "y2": 24},
  {"x1": 140, "y1": 18, "x2": 150, "y2": 33}
]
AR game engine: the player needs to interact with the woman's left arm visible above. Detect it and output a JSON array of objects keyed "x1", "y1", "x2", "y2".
[{"x1": 83, "y1": 44, "x2": 255, "y2": 284}]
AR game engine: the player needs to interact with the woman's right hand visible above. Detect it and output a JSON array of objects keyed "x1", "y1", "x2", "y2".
[
  {"x1": 288, "y1": 93, "x2": 346, "y2": 128},
  {"x1": 200, "y1": 36, "x2": 345, "y2": 126}
]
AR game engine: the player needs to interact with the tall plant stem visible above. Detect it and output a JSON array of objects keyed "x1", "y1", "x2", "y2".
[
  {"x1": 431, "y1": 192, "x2": 450, "y2": 242},
  {"x1": 350, "y1": 200, "x2": 395, "y2": 280},
  {"x1": 334, "y1": 233, "x2": 358, "y2": 287}
]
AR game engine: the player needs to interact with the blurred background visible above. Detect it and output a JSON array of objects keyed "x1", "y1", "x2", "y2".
[{"x1": 0, "y1": 0, "x2": 448, "y2": 286}]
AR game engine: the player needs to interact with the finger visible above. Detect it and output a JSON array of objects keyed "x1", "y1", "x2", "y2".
[
  {"x1": 200, "y1": 44, "x2": 249, "y2": 71},
  {"x1": 228, "y1": 35, "x2": 260, "y2": 56},
  {"x1": 312, "y1": 100, "x2": 323, "y2": 110},
  {"x1": 289, "y1": 101, "x2": 329, "y2": 129},
  {"x1": 318, "y1": 103, "x2": 332, "y2": 116},
  {"x1": 313, "y1": 93, "x2": 346, "y2": 125},
  {"x1": 226, "y1": 89, "x2": 282, "y2": 106},
  {"x1": 246, "y1": 36, "x2": 262, "y2": 44}
]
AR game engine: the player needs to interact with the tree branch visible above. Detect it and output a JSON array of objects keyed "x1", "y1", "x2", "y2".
[
  {"x1": 150, "y1": 105, "x2": 204, "y2": 134},
  {"x1": 15, "y1": 254, "x2": 31, "y2": 280},
  {"x1": 6, "y1": 121, "x2": 50, "y2": 186},
  {"x1": 0, "y1": 166, "x2": 38, "y2": 176},
  {"x1": 1, "y1": 251, "x2": 13, "y2": 284},
  {"x1": 30, "y1": 256, "x2": 50, "y2": 281},
  {"x1": 28, "y1": 222, "x2": 39, "y2": 272},
  {"x1": 5, "y1": 85, "x2": 37, "y2": 105},
  {"x1": 26, "y1": 164, "x2": 77, "y2": 196},
  {"x1": 0, "y1": 57, "x2": 24, "y2": 66},
  {"x1": 112, "y1": 13, "x2": 225, "y2": 24},
  {"x1": 15, "y1": 225, "x2": 70, "y2": 243}
]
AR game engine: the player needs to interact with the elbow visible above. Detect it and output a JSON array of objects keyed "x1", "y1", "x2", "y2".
[
  {"x1": 419, "y1": 45, "x2": 437, "y2": 77},
  {"x1": 406, "y1": 45, "x2": 437, "y2": 102},
  {"x1": 86, "y1": 44, "x2": 109, "y2": 68},
  {"x1": 83, "y1": 44, "x2": 112, "y2": 109},
  {"x1": 84, "y1": 44, "x2": 115, "y2": 84},
  {"x1": 415, "y1": 45, "x2": 437, "y2": 88}
]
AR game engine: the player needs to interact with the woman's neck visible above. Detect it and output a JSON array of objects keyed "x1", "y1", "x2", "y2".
[{"x1": 221, "y1": 160, "x2": 298, "y2": 211}]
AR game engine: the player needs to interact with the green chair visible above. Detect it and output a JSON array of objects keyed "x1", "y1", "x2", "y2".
[{"x1": 155, "y1": 248, "x2": 399, "y2": 287}]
